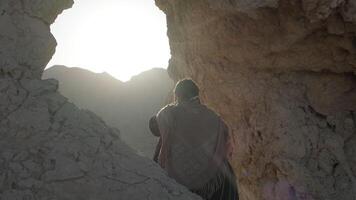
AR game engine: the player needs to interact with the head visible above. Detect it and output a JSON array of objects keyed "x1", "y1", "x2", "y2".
[{"x1": 174, "y1": 79, "x2": 199, "y2": 103}]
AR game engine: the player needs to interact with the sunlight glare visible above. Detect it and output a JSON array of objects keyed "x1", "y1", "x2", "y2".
[{"x1": 47, "y1": 0, "x2": 170, "y2": 81}]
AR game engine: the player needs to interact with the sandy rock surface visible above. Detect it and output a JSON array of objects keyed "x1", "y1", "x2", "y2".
[{"x1": 156, "y1": 0, "x2": 356, "y2": 199}]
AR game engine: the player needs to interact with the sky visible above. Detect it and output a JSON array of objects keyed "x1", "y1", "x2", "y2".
[{"x1": 47, "y1": 0, "x2": 170, "y2": 81}]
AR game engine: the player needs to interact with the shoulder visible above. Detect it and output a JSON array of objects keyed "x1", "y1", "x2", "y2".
[
  {"x1": 201, "y1": 104, "x2": 228, "y2": 128},
  {"x1": 157, "y1": 104, "x2": 177, "y2": 121},
  {"x1": 156, "y1": 104, "x2": 176, "y2": 131},
  {"x1": 201, "y1": 104, "x2": 221, "y2": 119},
  {"x1": 157, "y1": 104, "x2": 176, "y2": 119}
]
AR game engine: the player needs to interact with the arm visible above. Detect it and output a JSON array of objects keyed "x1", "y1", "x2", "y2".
[
  {"x1": 149, "y1": 116, "x2": 162, "y2": 162},
  {"x1": 149, "y1": 116, "x2": 160, "y2": 137},
  {"x1": 156, "y1": 105, "x2": 174, "y2": 168},
  {"x1": 216, "y1": 120, "x2": 232, "y2": 160},
  {"x1": 223, "y1": 122, "x2": 234, "y2": 159},
  {"x1": 153, "y1": 137, "x2": 162, "y2": 163}
]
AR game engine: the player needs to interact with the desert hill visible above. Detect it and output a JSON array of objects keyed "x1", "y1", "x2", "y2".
[{"x1": 43, "y1": 65, "x2": 174, "y2": 157}]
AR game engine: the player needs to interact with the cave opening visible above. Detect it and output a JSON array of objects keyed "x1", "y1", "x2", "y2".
[
  {"x1": 47, "y1": 0, "x2": 171, "y2": 82},
  {"x1": 43, "y1": 0, "x2": 174, "y2": 158}
]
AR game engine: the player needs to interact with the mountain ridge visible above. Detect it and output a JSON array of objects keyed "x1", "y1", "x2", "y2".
[{"x1": 43, "y1": 65, "x2": 174, "y2": 157}]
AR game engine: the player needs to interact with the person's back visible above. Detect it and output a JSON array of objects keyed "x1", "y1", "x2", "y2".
[
  {"x1": 164, "y1": 98, "x2": 224, "y2": 189},
  {"x1": 155, "y1": 79, "x2": 238, "y2": 200}
]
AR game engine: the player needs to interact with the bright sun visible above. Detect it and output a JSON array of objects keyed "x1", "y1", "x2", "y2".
[{"x1": 47, "y1": 0, "x2": 170, "y2": 82}]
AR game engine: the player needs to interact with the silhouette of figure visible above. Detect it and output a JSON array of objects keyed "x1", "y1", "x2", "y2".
[{"x1": 150, "y1": 79, "x2": 239, "y2": 200}]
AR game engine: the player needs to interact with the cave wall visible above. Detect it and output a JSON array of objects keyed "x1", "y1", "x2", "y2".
[
  {"x1": 0, "y1": 1, "x2": 201, "y2": 199},
  {"x1": 156, "y1": 0, "x2": 356, "y2": 199}
]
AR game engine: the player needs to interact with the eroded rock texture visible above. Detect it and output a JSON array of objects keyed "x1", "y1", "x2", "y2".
[
  {"x1": 156, "y1": 0, "x2": 356, "y2": 199},
  {"x1": 0, "y1": 1, "x2": 200, "y2": 199}
]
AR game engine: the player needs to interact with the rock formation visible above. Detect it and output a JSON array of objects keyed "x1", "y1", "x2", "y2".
[
  {"x1": 0, "y1": 1, "x2": 199, "y2": 199},
  {"x1": 156, "y1": 0, "x2": 356, "y2": 199},
  {"x1": 43, "y1": 65, "x2": 174, "y2": 157},
  {"x1": 2, "y1": 0, "x2": 356, "y2": 199}
]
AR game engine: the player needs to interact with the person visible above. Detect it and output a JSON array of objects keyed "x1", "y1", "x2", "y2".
[{"x1": 151, "y1": 79, "x2": 239, "y2": 200}]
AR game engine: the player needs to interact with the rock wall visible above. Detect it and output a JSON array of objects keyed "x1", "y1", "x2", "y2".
[
  {"x1": 0, "y1": 1, "x2": 200, "y2": 199},
  {"x1": 156, "y1": 0, "x2": 356, "y2": 199}
]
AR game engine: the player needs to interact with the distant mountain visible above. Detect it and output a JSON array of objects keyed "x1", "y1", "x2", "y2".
[{"x1": 43, "y1": 65, "x2": 174, "y2": 157}]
